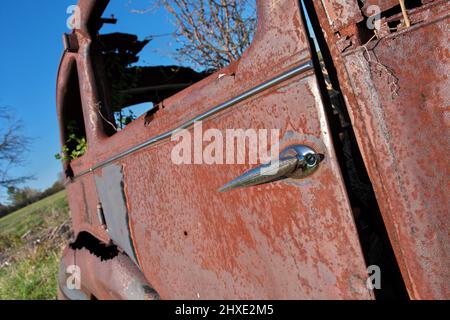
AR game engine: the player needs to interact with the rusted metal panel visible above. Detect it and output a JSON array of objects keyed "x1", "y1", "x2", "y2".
[
  {"x1": 56, "y1": 0, "x2": 450, "y2": 300},
  {"x1": 311, "y1": 0, "x2": 450, "y2": 299},
  {"x1": 122, "y1": 74, "x2": 372, "y2": 299},
  {"x1": 75, "y1": 0, "x2": 110, "y2": 34},
  {"x1": 59, "y1": 246, "x2": 158, "y2": 300},
  {"x1": 57, "y1": 0, "x2": 450, "y2": 300},
  {"x1": 56, "y1": 0, "x2": 374, "y2": 299},
  {"x1": 342, "y1": 12, "x2": 450, "y2": 298},
  {"x1": 64, "y1": 174, "x2": 110, "y2": 244},
  {"x1": 361, "y1": 0, "x2": 399, "y2": 16},
  {"x1": 320, "y1": 0, "x2": 364, "y2": 31}
]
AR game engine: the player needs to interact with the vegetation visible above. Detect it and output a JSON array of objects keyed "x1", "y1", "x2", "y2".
[
  {"x1": 54, "y1": 120, "x2": 87, "y2": 162},
  {"x1": 0, "y1": 106, "x2": 32, "y2": 191},
  {"x1": 0, "y1": 191, "x2": 72, "y2": 300},
  {"x1": 0, "y1": 180, "x2": 65, "y2": 219}
]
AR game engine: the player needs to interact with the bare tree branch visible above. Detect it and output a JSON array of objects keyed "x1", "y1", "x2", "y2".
[
  {"x1": 0, "y1": 107, "x2": 32, "y2": 190},
  {"x1": 131, "y1": 0, "x2": 256, "y2": 70}
]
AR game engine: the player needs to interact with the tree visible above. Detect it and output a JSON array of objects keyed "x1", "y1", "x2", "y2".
[
  {"x1": 0, "y1": 107, "x2": 32, "y2": 191},
  {"x1": 7, "y1": 186, "x2": 40, "y2": 207},
  {"x1": 134, "y1": 0, "x2": 257, "y2": 70},
  {"x1": 41, "y1": 180, "x2": 65, "y2": 198},
  {"x1": 0, "y1": 202, "x2": 8, "y2": 218}
]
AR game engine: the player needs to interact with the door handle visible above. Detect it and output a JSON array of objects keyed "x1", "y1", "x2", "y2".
[{"x1": 218, "y1": 145, "x2": 323, "y2": 192}]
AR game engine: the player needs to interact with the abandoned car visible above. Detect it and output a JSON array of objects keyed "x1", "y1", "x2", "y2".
[{"x1": 56, "y1": 0, "x2": 449, "y2": 299}]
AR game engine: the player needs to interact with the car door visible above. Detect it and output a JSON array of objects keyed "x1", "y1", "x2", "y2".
[
  {"x1": 108, "y1": 0, "x2": 372, "y2": 299},
  {"x1": 69, "y1": 0, "x2": 373, "y2": 299}
]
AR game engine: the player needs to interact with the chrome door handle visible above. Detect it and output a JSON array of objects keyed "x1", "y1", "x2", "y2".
[{"x1": 218, "y1": 145, "x2": 323, "y2": 192}]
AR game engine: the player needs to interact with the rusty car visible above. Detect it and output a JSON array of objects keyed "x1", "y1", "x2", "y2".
[{"x1": 56, "y1": 0, "x2": 449, "y2": 300}]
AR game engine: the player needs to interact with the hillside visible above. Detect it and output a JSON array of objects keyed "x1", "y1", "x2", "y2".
[{"x1": 0, "y1": 191, "x2": 72, "y2": 300}]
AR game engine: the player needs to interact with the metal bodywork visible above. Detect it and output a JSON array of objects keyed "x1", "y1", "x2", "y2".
[
  {"x1": 58, "y1": 246, "x2": 159, "y2": 300},
  {"x1": 56, "y1": 0, "x2": 449, "y2": 299},
  {"x1": 346, "y1": 14, "x2": 450, "y2": 300},
  {"x1": 311, "y1": 0, "x2": 449, "y2": 299}
]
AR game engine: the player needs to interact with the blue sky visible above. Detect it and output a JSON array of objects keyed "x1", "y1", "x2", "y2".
[{"x1": 0, "y1": 1, "x2": 177, "y2": 199}]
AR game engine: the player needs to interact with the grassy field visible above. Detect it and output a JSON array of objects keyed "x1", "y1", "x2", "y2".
[{"x1": 0, "y1": 191, "x2": 72, "y2": 300}]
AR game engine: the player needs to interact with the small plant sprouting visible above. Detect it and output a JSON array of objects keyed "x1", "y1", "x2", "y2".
[{"x1": 55, "y1": 121, "x2": 87, "y2": 162}]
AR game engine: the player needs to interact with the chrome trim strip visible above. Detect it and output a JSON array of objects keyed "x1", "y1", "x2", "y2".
[{"x1": 73, "y1": 60, "x2": 314, "y2": 179}]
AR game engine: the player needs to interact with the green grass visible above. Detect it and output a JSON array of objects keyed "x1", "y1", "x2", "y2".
[
  {"x1": 0, "y1": 191, "x2": 68, "y2": 237},
  {"x1": 0, "y1": 191, "x2": 71, "y2": 300},
  {"x1": 0, "y1": 245, "x2": 61, "y2": 300}
]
